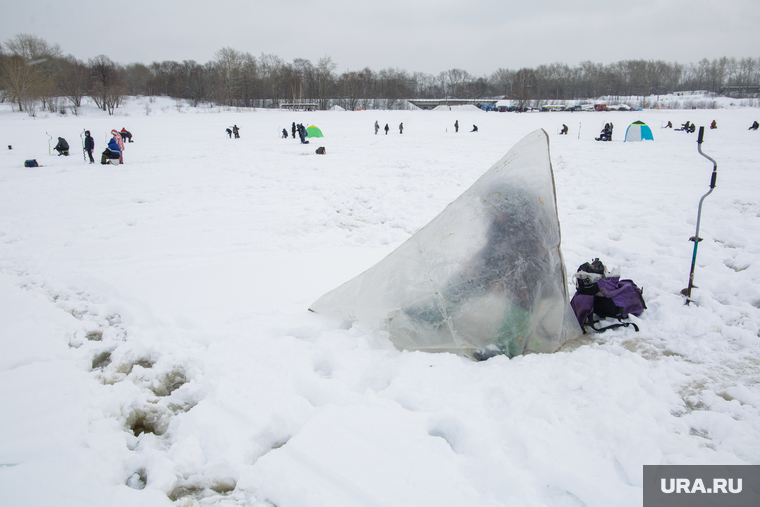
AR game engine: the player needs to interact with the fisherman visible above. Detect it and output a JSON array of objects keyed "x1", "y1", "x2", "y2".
[{"x1": 54, "y1": 137, "x2": 69, "y2": 156}]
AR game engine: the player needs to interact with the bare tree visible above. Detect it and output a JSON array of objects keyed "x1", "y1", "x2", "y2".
[
  {"x1": 59, "y1": 55, "x2": 89, "y2": 110},
  {"x1": 512, "y1": 68, "x2": 535, "y2": 110},
  {"x1": 1, "y1": 33, "x2": 62, "y2": 114},
  {"x1": 259, "y1": 53, "x2": 284, "y2": 107},
  {"x1": 0, "y1": 54, "x2": 38, "y2": 113},
  {"x1": 489, "y1": 68, "x2": 515, "y2": 98},
  {"x1": 316, "y1": 56, "x2": 337, "y2": 110},
  {"x1": 88, "y1": 55, "x2": 120, "y2": 111},
  {"x1": 214, "y1": 47, "x2": 243, "y2": 106},
  {"x1": 123, "y1": 62, "x2": 151, "y2": 96},
  {"x1": 181, "y1": 60, "x2": 213, "y2": 107},
  {"x1": 339, "y1": 70, "x2": 360, "y2": 111},
  {"x1": 442, "y1": 68, "x2": 471, "y2": 98},
  {"x1": 238, "y1": 53, "x2": 259, "y2": 107}
]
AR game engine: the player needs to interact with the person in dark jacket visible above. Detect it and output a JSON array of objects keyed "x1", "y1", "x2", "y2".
[
  {"x1": 454, "y1": 120, "x2": 459, "y2": 133},
  {"x1": 384, "y1": 123, "x2": 389, "y2": 135},
  {"x1": 297, "y1": 124, "x2": 309, "y2": 144},
  {"x1": 399, "y1": 122, "x2": 404, "y2": 134},
  {"x1": 471, "y1": 125, "x2": 478, "y2": 132},
  {"x1": 232, "y1": 125, "x2": 240, "y2": 138},
  {"x1": 292, "y1": 122, "x2": 297, "y2": 139},
  {"x1": 282, "y1": 128, "x2": 289, "y2": 138},
  {"x1": 560, "y1": 124, "x2": 568, "y2": 135},
  {"x1": 749, "y1": 121, "x2": 759, "y2": 131},
  {"x1": 596, "y1": 123, "x2": 613, "y2": 141},
  {"x1": 84, "y1": 131, "x2": 95, "y2": 163},
  {"x1": 54, "y1": 137, "x2": 69, "y2": 156}
]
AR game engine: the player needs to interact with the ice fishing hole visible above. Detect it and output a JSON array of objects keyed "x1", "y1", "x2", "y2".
[
  {"x1": 168, "y1": 479, "x2": 236, "y2": 502},
  {"x1": 91, "y1": 351, "x2": 112, "y2": 370},
  {"x1": 86, "y1": 330, "x2": 103, "y2": 341},
  {"x1": 115, "y1": 358, "x2": 155, "y2": 376},
  {"x1": 125, "y1": 405, "x2": 169, "y2": 436},
  {"x1": 126, "y1": 468, "x2": 147, "y2": 490},
  {"x1": 151, "y1": 368, "x2": 188, "y2": 397},
  {"x1": 168, "y1": 484, "x2": 204, "y2": 501}
]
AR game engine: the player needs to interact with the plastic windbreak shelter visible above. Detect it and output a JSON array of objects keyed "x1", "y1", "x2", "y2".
[{"x1": 309, "y1": 129, "x2": 581, "y2": 359}]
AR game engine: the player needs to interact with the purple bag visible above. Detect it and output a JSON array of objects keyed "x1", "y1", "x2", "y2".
[{"x1": 570, "y1": 276, "x2": 645, "y2": 333}]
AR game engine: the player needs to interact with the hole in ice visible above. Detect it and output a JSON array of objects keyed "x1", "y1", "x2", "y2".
[
  {"x1": 126, "y1": 468, "x2": 147, "y2": 490},
  {"x1": 209, "y1": 478, "x2": 236, "y2": 494},
  {"x1": 168, "y1": 478, "x2": 237, "y2": 502},
  {"x1": 168, "y1": 484, "x2": 204, "y2": 502},
  {"x1": 150, "y1": 367, "x2": 188, "y2": 397},
  {"x1": 115, "y1": 358, "x2": 155, "y2": 376},
  {"x1": 86, "y1": 330, "x2": 103, "y2": 341},
  {"x1": 91, "y1": 351, "x2": 112, "y2": 370},
  {"x1": 125, "y1": 405, "x2": 170, "y2": 436}
]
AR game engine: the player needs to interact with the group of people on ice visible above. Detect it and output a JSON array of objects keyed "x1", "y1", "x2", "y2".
[
  {"x1": 226, "y1": 125, "x2": 241, "y2": 138},
  {"x1": 50, "y1": 128, "x2": 132, "y2": 165},
  {"x1": 374, "y1": 121, "x2": 406, "y2": 135},
  {"x1": 452, "y1": 120, "x2": 478, "y2": 133},
  {"x1": 283, "y1": 122, "x2": 309, "y2": 143},
  {"x1": 274, "y1": 122, "x2": 314, "y2": 143},
  {"x1": 663, "y1": 119, "x2": 758, "y2": 131}
]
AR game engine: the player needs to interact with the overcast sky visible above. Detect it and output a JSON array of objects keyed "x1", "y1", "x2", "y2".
[{"x1": 3, "y1": 0, "x2": 759, "y2": 76}]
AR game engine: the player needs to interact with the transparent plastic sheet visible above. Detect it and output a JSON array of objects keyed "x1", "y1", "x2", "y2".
[{"x1": 310, "y1": 130, "x2": 582, "y2": 358}]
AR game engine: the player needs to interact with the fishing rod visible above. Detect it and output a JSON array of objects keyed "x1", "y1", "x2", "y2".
[{"x1": 681, "y1": 126, "x2": 718, "y2": 304}]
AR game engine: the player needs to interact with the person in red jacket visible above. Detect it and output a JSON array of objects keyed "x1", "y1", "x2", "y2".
[{"x1": 119, "y1": 128, "x2": 133, "y2": 143}]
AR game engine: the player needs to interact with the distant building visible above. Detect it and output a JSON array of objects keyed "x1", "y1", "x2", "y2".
[
  {"x1": 280, "y1": 100, "x2": 319, "y2": 111},
  {"x1": 409, "y1": 99, "x2": 498, "y2": 110}
]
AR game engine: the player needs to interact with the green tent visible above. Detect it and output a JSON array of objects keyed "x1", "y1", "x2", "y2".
[{"x1": 306, "y1": 125, "x2": 324, "y2": 138}]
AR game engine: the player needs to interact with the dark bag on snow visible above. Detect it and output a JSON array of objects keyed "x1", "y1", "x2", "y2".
[
  {"x1": 570, "y1": 259, "x2": 646, "y2": 333},
  {"x1": 24, "y1": 159, "x2": 38, "y2": 167}
]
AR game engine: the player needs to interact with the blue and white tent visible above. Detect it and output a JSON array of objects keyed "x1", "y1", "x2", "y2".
[{"x1": 624, "y1": 120, "x2": 654, "y2": 142}]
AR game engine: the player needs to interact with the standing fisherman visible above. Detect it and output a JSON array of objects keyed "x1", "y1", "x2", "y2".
[{"x1": 84, "y1": 130, "x2": 95, "y2": 163}]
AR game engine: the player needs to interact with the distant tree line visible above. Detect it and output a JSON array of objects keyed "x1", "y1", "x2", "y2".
[{"x1": 1, "y1": 33, "x2": 758, "y2": 116}]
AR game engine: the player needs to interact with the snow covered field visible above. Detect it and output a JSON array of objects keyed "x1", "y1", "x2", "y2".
[{"x1": 1, "y1": 97, "x2": 759, "y2": 507}]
